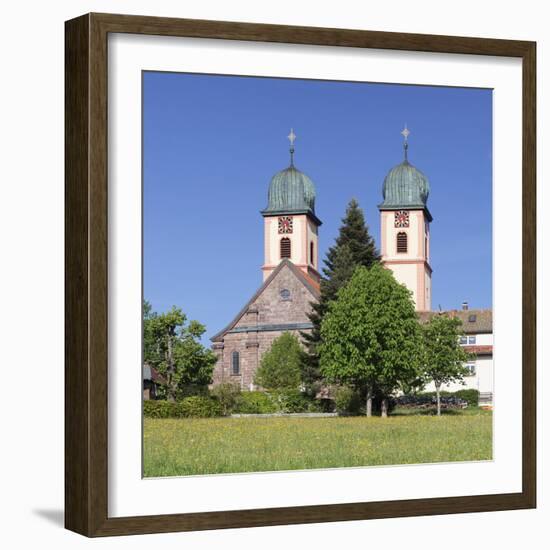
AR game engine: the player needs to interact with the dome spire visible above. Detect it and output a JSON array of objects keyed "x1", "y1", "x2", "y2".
[
  {"x1": 401, "y1": 123, "x2": 410, "y2": 162},
  {"x1": 287, "y1": 128, "x2": 296, "y2": 166}
]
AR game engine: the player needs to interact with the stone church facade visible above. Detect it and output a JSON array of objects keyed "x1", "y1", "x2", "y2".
[{"x1": 210, "y1": 259, "x2": 320, "y2": 389}]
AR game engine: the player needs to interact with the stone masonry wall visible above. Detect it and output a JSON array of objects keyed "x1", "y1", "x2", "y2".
[{"x1": 211, "y1": 264, "x2": 317, "y2": 389}]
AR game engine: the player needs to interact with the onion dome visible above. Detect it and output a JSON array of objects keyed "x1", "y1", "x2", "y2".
[
  {"x1": 261, "y1": 129, "x2": 320, "y2": 223},
  {"x1": 379, "y1": 125, "x2": 432, "y2": 221}
]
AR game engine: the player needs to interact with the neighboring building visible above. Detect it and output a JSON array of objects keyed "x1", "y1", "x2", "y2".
[
  {"x1": 211, "y1": 131, "x2": 321, "y2": 389},
  {"x1": 379, "y1": 126, "x2": 432, "y2": 312},
  {"x1": 143, "y1": 363, "x2": 167, "y2": 400},
  {"x1": 418, "y1": 304, "x2": 494, "y2": 405},
  {"x1": 210, "y1": 128, "x2": 493, "y2": 404}
]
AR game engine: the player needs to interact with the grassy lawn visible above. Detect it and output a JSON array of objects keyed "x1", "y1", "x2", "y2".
[{"x1": 143, "y1": 409, "x2": 492, "y2": 477}]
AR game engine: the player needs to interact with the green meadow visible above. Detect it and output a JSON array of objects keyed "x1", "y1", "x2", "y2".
[{"x1": 143, "y1": 410, "x2": 492, "y2": 477}]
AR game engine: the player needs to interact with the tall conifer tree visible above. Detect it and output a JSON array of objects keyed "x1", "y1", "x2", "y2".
[{"x1": 300, "y1": 199, "x2": 380, "y2": 393}]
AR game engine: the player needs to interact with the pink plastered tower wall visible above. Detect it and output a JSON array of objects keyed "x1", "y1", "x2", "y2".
[
  {"x1": 261, "y1": 214, "x2": 319, "y2": 282},
  {"x1": 380, "y1": 209, "x2": 432, "y2": 311}
]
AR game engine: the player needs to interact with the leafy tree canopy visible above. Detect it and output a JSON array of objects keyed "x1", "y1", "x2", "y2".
[
  {"x1": 319, "y1": 264, "x2": 423, "y2": 399},
  {"x1": 144, "y1": 301, "x2": 217, "y2": 401},
  {"x1": 421, "y1": 315, "x2": 473, "y2": 414},
  {"x1": 301, "y1": 199, "x2": 380, "y2": 391},
  {"x1": 255, "y1": 332, "x2": 302, "y2": 391}
]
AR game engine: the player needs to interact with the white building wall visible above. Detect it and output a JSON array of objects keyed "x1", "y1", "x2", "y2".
[
  {"x1": 422, "y1": 355, "x2": 493, "y2": 403},
  {"x1": 463, "y1": 333, "x2": 493, "y2": 345},
  {"x1": 263, "y1": 214, "x2": 310, "y2": 280},
  {"x1": 306, "y1": 217, "x2": 319, "y2": 270}
]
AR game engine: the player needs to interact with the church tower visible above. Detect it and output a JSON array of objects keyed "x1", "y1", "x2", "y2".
[
  {"x1": 379, "y1": 126, "x2": 433, "y2": 311},
  {"x1": 261, "y1": 129, "x2": 322, "y2": 282}
]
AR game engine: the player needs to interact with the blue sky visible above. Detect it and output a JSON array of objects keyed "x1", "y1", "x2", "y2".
[{"x1": 143, "y1": 72, "x2": 492, "y2": 342}]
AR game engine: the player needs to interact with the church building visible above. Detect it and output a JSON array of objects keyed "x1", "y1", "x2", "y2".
[
  {"x1": 211, "y1": 128, "x2": 493, "y2": 404},
  {"x1": 211, "y1": 130, "x2": 321, "y2": 389}
]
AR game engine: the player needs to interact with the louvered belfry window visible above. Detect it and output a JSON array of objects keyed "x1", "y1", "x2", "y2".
[
  {"x1": 280, "y1": 237, "x2": 291, "y2": 259},
  {"x1": 396, "y1": 231, "x2": 408, "y2": 253}
]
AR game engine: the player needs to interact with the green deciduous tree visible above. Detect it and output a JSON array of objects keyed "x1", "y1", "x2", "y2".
[
  {"x1": 319, "y1": 264, "x2": 422, "y2": 417},
  {"x1": 211, "y1": 382, "x2": 241, "y2": 416},
  {"x1": 422, "y1": 315, "x2": 473, "y2": 415},
  {"x1": 301, "y1": 199, "x2": 380, "y2": 393},
  {"x1": 255, "y1": 332, "x2": 302, "y2": 391},
  {"x1": 143, "y1": 302, "x2": 217, "y2": 402}
]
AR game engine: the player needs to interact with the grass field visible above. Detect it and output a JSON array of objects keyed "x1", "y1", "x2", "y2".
[{"x1": 143, "y1": 409, "x2": 492, "y2": 477}]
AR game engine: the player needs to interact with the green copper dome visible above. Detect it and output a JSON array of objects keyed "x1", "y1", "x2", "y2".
[
  {"x1": 380, "y1": 160, "x2": 430, "y2": 207},
  {"x1": 262, "y1": 164, "x2": 316, "y2": 216},
  {"x1": 378, "y1": 132, "x2": 432, "y2": 221},
  {"x1": 261, "y1": 130, "x2": 321, "y2": 224}
]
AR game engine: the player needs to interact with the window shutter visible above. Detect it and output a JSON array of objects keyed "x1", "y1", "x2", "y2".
[
  {"x1": 396, "y1": 232, "x2": 408, "y2": 253},
  {"x1": 280, "y1": 237, "x2": 291, "y2": 259}
]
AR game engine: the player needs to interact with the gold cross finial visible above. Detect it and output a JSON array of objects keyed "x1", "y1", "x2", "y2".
[
  {"x1": 401, "y1": 124, "x2": 410, "y2": 161},
  {"x1": 287, "y1": 128, "x2": 296, "y2": 165},
  {"x1": 288, "y1": 128, "x2": 296, "y2": 147}
]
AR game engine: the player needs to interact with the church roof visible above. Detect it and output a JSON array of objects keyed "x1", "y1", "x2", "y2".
[
  {"x1": 261, "y1": 130, "x2": 320, "y2": 223},
  {"x1": 378, "y1": 128, "x2": 432, "y2": 221},
  {"x1": 261, "y1": 165, "x2": 318, "y2": 218},
  {"x1": 210, "y1": 259, "x2": 320, "y2": 342}
]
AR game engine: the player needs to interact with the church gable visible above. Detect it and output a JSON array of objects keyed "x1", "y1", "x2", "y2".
[
  {"x1": 233, "y1": 262, "x2": 318, "y2": 332},
  {"x1": 210, "y1": 260, "x2": 320, "y2": 388},
  {"x1": 211, "y1": 259, "x2": 319, "y2": 342}
]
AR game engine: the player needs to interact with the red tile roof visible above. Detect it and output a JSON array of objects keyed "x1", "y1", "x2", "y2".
[{"x1": 463, "y1": 345, "x2": 493, "y2": 356}]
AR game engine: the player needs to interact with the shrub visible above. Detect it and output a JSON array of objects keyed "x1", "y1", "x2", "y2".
[
  {"x1": 233, "y1": 390, "x2": 322, "y2": 414},
  {"x1": 453, "y1": 389, "x2": 479, "y2": 407},
  {"x1": 234, "y1": 391, "x2": 278, "y2": 414},
  {"x1": 143, "y1": 397, "x2": 222, "y2": 418},
  {"x1": 334, "y1": 386, "x2": 362, "y2": 416},
  {"x1": 211, "y1": 382, "x2": 241, "y2": 416},
  {"x1": 272, "y1": 389, "x2": 322, "y2": 413},
  {"x1": 176, "y1": 396, "x2": 222, "y2": 418},
  {"x1": 143, "y1": 400, "x2": 177, "y2": 418},
  {"x1": 395, "y1": 391, "x2": 469, "y2": 410},
  {"x1": 177, "y1": 384, "x2": 210, "y2": 399}
]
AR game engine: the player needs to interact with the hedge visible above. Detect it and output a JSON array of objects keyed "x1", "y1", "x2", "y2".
[
  {"x1": 419, "y1": 389, "x2": 479, "y2": 407},
  {"x1": 395, "y1": 389, "x2": 479, "y2": 409},
  {"x1": 233, "y1": 390, "x2": 323, "y2": 414},
  {"x1": 143, "y1": 396, "x2": 222, "y2": 418},
  {"x1": 234, "y1": 391, "x2": 278, "y2": 414}
]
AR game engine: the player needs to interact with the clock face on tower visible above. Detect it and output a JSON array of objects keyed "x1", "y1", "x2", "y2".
[
  {"x1": 394, "y1": 210, "x2": 410, "y2": 228},
  {"x1": 278, "y1": 216, "x2": 293, "y2": 234}
]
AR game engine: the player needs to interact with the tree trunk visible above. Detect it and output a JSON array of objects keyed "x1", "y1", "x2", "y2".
[
  {"x1": 381, "y1": 398, "x2": 388, "y2": 418},
  {"x1": 365, "y1": 387, "x2": 373, "y2": 417},
  {"x1": 166, "y1": 330, "x2": 176, "y2": 402},
  {"x1": 435, "y1": 383, "x2": 441, "y2": 416}
]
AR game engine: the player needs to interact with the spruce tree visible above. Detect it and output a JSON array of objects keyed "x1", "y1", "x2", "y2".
[{"x1": 300, "y1": 199, "x2": 380, "y2": 394}]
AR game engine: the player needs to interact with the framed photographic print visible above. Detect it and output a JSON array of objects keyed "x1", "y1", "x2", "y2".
[{"x1": 65, "y1": 13, "x2": 536, "y2": 537}]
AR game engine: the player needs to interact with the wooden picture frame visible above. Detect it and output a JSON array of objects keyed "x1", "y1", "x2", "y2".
[{"x1": 65, "y1": 12, "x2": 536, "y2": 537}]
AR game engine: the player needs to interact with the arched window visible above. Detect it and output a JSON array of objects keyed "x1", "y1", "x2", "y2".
[
  {"x1": 231, "y1": 351, "x2": 240, "y2": 375},
  {"x1": 310, "y1": 241, "x2": 315, "y2": 265},
  {"x1": 280, "y1": 237, "x2": 291, "y2": 259},
  {"x1": 396, "y1": 231, "x2": 408, "y2": 253}
]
